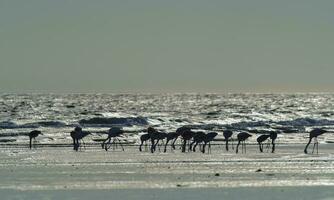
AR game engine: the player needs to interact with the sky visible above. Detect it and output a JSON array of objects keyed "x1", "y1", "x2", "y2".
[{"x1": 0, "y1": 0, "x2": 333, "y2": 93}]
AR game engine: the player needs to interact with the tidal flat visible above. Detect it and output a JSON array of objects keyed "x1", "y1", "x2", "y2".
[{"x1": 0, "y1": 144, "x2": 333, "y2": 199}]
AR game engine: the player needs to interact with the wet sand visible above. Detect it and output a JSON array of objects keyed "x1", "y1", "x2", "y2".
[{"x1": 0, "y1": 144, "x2": 333, "y2": 199}]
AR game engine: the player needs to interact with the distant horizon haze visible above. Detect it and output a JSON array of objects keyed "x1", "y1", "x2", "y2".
[{"x1": 1, "y1": 0, "x2": 333, "y2": 93}]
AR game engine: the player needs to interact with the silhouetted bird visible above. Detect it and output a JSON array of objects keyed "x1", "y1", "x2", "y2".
[
  {"x1": 70, "y1": 127, "x2": 91, "y2": 151},
  {"x1": 236, "y1": 132, "x2": 252, "y2": 154},
  {"x1": 256, "y1": 134, "x2": 270, "y2": 153},
  {"x1": 147, "y1": 127, "x2": 166, "y2": 153},
  {"x1": 153, "y1": 131, "x2": 168, "y2": 152},
  {"x1": 102, "y1": 127, "x2": 124, "y2": 151},
  {"x1": 304, "y1": 128, "x2": 327, "y2": 154},
  {"x1": 223, "y1": 130, "x2": 234, "y2": 151},
  {"x1": 180, "y1": 129, "x2": 194, "y2": 153},
  {"x1": 189, "y1": 131, "x2": 206, "y2": 152},
  {"x1": 139, "y1": 133, "x2": 150, "y2": 152},
  {"x1": 202, "y1": 132, "x2": 218, "y2": 153},
  {"x1": 163, "y1": 132, "x2": 179, "y2": 152},
  {"x1": 28, "y1": 130, "x2": 42, "y2": 149}
]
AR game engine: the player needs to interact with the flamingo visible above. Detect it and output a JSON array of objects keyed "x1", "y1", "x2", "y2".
[
  {"x1": 189, "y1": 131, "x2": 206, "y2": 152},
  {"x1": 202, "y1": 132, "x2": 218, "y2": 153},
  {"x1": 102, "y1": 127, "x2": 124, "y2": 151},
  {"x1": 152, "y1": 131, "x2": 167, "y2": 152},
  {"x1": 304, "y1": 128, "x2": 327, "y2": 154},
  {"x1": 163, "y1": 132, "x2": 179, "y2": 152},
  {"x1": 236, "y1": 132, "x2": 252, "y2": 154},
  {"x1": 147, "y1": 127, "x2": 165, "y2": 153},
  {"x1": 139, "y1": 133, "x2": 150, "y2": 152},
  {"x1": 180, "y1": 128, "x2": 194, "y2": 153},
  {"x1": 256, "y1": 134, "x2": 270, "y2": 153},
  {"x1": 223, "y1": 130, "x2": 234, "y2": 151},
  {"x1": 70, "y1": 127, "x2": 91, "y2": 151},
  {"x1": 28, "y1": 130, "x2": 42, "y2": 149}
]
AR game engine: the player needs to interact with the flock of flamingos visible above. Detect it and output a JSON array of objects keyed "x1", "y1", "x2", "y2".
[{"x1": 27, "y1": 126, "x2": 328, "y2": 154}]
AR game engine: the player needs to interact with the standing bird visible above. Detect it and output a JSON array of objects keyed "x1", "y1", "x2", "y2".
[
  {"x1": 202, "y1": 132, "x2": 218, "y2": 154},
  {"x1": 223, "y1": 130, "x2": 234, "y2": 151},
  {"x1": 139, "y1": 133, "x2": 150, "y2": 152},
  {"x1": 147, "y1": 127, "x2": 163, "y2": 153},
  {"x1": 152, "y1": 131, "x2": 167, "y2": 152},
  {"x1": 256, "y1": 134, "x2": 270, "y2": 153},
  {"x1": 269, "y1": 131, "x2": 278, "y2": 153},
  {"x1": 102, "y1": 127, "x2": 124, "y2": 151},
  {"x1": 175, "y1": 126, "x2": 193, "y2": 152},
  {"x1": 70, "y1": 127, "x2": 91, "y2": 151},
  {"x1": 236, "y1": 132, "x2": 252, "y2": 154},
  {"x1": 180, "y1": 128, "x2": 194, "y2": 153},
  {"x1": 189, "y1": 131, "x2": 206, "y2": 152},
  {"x1": 163, "y1": 132, "x2": 179, "y2": 152},
  {"x1": 28, "y1": 130, "x2": 42, "y2": 149},
  {"x1": 304, "y1": 128, "x2": 327, "y2": 154}
]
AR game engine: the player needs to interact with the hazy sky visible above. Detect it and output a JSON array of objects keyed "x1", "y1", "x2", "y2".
[{"x1": 1, "y1": 0, "x2": 333, "y2": 93}]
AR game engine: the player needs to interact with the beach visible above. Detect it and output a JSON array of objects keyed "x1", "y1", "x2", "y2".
[{"x1": 0, "y1": 143, "x2": 333, "y2": 199}]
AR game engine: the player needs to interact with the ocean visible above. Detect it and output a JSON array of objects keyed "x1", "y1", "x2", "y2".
[{"x1": 1, "y1": 93, "x2": 334, "y2": 146}]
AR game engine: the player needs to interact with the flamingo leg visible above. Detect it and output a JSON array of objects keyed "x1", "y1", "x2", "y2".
[
  {"x1": 193, "y1": 142, "x2": 199, "y2": 152},
  {"x1": 312, "y1": 138, "x2": 317, "y2": 154},
  {"x1": 164, "y1": 139, "x2": 170, "y2": 153},
  {"x1": 116, "y1": 138, "x2": 124, "y2": 151},
  {"x1": 265, "y1": 140, "x2": 270, "y2": 152},
  {"x1": 315, "y1": 137, "x2": 319, "y2": 154},
  {"x1": 202, "y1": 142, "x2": 206, "y2": 154},
  {"x1": 171, "y1": 138, "x2": 177, "y2": 150},
  {"x1": 241, "y1": 141, "x2": 244, "y2": 154},
  {"x1": 244, "y1": 141, "x2": 246, "y2": 154},
  {"x1": 81, "y1": 139, "x2": 86, "y2": 150},
  {"x1": 139, "y1": 140, "x2": 144, "y2": 152},
  {"x1": 112, "y1": 138, "x2": 116, "y2": 150},
  {"x1": 105, "y1": 138, "x2": 111, "y2": 151},
  {"x1": 236, "y1": 140, "x2": 241, "y2": 154}
]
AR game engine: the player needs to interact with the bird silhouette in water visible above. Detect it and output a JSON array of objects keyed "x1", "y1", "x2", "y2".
[
  {"x1": 28, "y1": 130, "x2": 42, "y2": 149},
  {"x1": 236, "y1": 132, "x2": 252, "y2": 154},
  {"x1": 102, "y1": 127, "x2": 124, "y2": 151},
  {"x1": 304, "y1": 128, "x2": 327, "y2": 154},
  {"x1": 256, "y1": 134, "x2": 270, "y2": 153},
  {"x1": 223, "y1": 130, "x2": 234, "y2": 151}
]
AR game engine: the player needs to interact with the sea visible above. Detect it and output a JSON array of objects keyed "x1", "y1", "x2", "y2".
[{"x1": 1, "y1": 93, "x2": 334, "y2": 146}]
